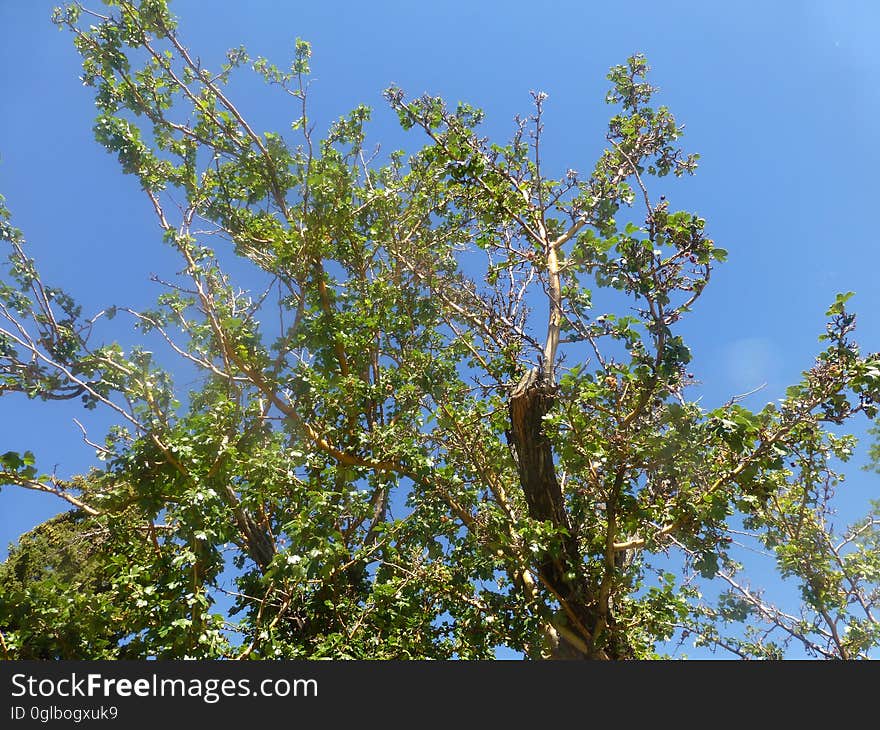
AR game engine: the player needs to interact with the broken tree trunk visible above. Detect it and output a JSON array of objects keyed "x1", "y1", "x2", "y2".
[{"x1": 508, "y1": 366, "x2": 630, "y2": 659}]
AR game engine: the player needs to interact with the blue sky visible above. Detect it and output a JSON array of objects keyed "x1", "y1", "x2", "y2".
[{"x1": 1, "y1": 1, "x2": 879, "y2": 657}]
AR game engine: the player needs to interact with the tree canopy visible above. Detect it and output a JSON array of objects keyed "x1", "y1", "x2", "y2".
[{"x1": 2, "y1": 0, "x2": 879, "y2": 660}]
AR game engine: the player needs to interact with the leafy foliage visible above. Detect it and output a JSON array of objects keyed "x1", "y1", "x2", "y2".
[
  {"x1": 1, "y1": 0, "x2": 878, "y2": 659},
  {"x1": 0, "y1": 503, "x2": 152, "y2": 658}
]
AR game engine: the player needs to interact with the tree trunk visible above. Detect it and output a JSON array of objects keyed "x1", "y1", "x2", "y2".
[{"x1": 508, "y1": 367, "x2": 630, "y2": 659}]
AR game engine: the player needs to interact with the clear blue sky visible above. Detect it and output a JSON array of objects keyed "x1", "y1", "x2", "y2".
[{"x1": 1, "y1": 1, "x2": 879, "y2": 657}]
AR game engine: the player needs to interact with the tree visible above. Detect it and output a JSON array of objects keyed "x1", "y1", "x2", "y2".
[
  {"x1": 0, "y1": 499, "x2": 148, "y2": 659},
  {"x1": 2, "y1": 0, "x2": 879, "y2": 659}
]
